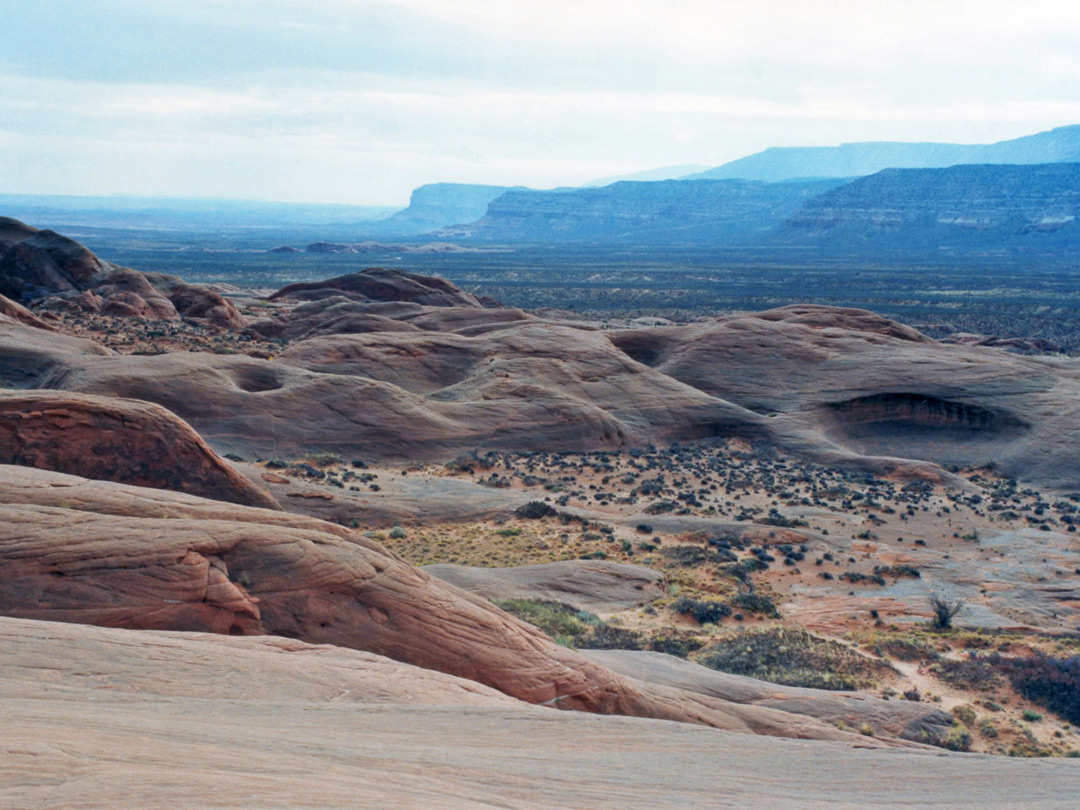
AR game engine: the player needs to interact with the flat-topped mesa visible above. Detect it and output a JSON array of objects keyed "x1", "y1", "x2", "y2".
[
  {"x1": 268, "y1": 266, "x2": 491, "y2": 308},
  {"x1": 0, "y1": 390, "x2": 281, "y2": 510}
]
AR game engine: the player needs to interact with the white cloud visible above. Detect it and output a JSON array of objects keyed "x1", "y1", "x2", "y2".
[{"x1": 2, "y1": 1, "x2": 1080, "y2": 201}]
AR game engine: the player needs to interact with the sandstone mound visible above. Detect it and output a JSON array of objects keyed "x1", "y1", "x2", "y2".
[
  {"x1": 0, "y1": 228, "x2": 109, "y2": 300},
  {"x1": 0, "y1": 215, "x2": 38, "y2": 250},
  {"x1": 269, "y1": 266, "x2": 488, "y2": 308},
  {"x1": 0, "y1": 391, "x2": 280, "y2": 509},
  {"x1": 424, "y1": 560, "x2": 666, "y2": 612},
  {"x1": 0, "y1": 218, "x2": 247, "y2": 328},
  {"x1": 0, "y1": 312, "x2": 113, "y2": 388},
  {"x1": 610, "y1": 307, "x2": 1080, "y2": 488}
]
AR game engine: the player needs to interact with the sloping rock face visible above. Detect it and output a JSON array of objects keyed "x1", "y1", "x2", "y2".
[
  {"x1": 0, "y1": 293, "x2": 55, "y2": 331},
  {"x1": 0, "y1": 464, "x2": 866, "y2": 741},
  {"x1": 584, "y1": 649, "x2": 954, "y2": 745},
  {"x1": 269, "y1": 266, "x2": 488, "y2": 307},
  {"x1": 0, "y1": 311, "x2": 114, "y2": 388},
  {"x1": 0, "y1": 391, "x2": 280, "y2": 510},
  {"x1": 10, "y1": 616, "x2": 1076, "y2": 810},
  {"x1": 424, "y1": 560, "x2": 666, "y2": 612}
]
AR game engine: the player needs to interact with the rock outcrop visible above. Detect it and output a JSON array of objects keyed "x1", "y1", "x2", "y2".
[
  {"x1": 0, "y1": 391, "x2": 280, "y2": 509},
  {"x1": 0, "y1": 217, "x2": 247, "y2": 328}
]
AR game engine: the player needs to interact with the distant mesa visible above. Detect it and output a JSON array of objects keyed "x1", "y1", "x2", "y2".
[
  {"x1": 449, "y1": 178, "x2": 845, "y2": 243},
  {"x1": 584, "y1": 163, "x2": 712, "y2": 187},
  {"x1": 686, "y1": 123, "x2": 1080, "y2": 182},
  {"x1": 773, "y1": 162, "x2": 1080, "y2": 253},
  {"x1": 267, "y1": 244, "x2": 301, "y2": 253},
  {"x1": 367, "y1": 183, "x2": 518, "y2": 235}
]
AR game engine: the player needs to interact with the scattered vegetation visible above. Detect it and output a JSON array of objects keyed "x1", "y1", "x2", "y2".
[{"x1": 694, "y1": 627, "x2": 892, "y2": 690}]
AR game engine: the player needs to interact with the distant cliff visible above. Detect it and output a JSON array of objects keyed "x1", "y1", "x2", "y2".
[
  {"x1": 444, "y1": 178, "x2": 846, "y2": 243},
  {"x1": 772, "y1": 162, "x2": 1080, "y2": 255},
  {"x1": 372, "y1": 183, "x2": 516, "y2": 235},
  {"x1": 687, "y1": 125, "x2": 1080, "y2": 182}
]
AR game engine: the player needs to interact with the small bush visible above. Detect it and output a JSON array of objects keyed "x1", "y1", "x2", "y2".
[
  {"x1": 979, "y1": 719, "x2": 999, "y2": 738},
  {"x1": 1022, "y1": 709, "x2": 1044, "y2": 722},
  {"x1": 731, "y1": 592, "x2": 780, "y2": 618},
  {"x1": 928, "y1": 593, "x2": 965, "y2": 629},
  {"x1": 671, "y1": 596, "x2": 731, "y2": 625},
  {"x1": 515, "y1": 501, "x2": 557, "y2": 519},
  {"x1": 1000, "y1": 654, "x2": 1080, "y2": 724}
]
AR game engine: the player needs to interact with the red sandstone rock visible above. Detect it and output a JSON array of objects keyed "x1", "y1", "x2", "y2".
[{"x1": 0, "y1": 391, "x2": 280, "y2": 510}]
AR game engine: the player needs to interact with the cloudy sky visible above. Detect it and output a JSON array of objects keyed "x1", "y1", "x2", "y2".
[{"x1": 3, "y1": 0, "x2": 1080, "y2": 205}]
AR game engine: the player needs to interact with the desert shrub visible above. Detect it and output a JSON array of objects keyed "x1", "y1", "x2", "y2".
[
  {"x1": 873, "y1": 635, "x2": 938, "y2": 662},
  {"x1": 646, "y1": 629, "x2": 704, "y2": 658},
  {"x1": 578, "y1": 624, "x2": 646, "y2": 651},
  {"x1": 840, "y1": 572, "x2": 887, "y2": 586},
  {"x1": 929, "y1": 655, "x2": 1003, "y2": 691},
  {"x1": 952, "y1": 704, "x2": 977, "y2": 726},
  {"x1": 495, "y1": 527, "x2": 521, "y2": 537},
  {"x1": 671, "y1": 596, "x2": 731, "y2": 625},
  {"x1": 731, "y1": 592, "x2": 780, "y2": 618},
  {"x1": 873, "y1": 564, "x2": 922, "y2": 579},
  {"x1": 515, "y1": 501, "x2": 557, "y2": 519},
  {"x1": 388, "y1": 526, "x2": 407, "y2": 539},
  {"x1": 694, "y1": 627, "x2": 890, "y2": 690},
  {"x1": 928, "y1": 593, "x2": 965, "y2": 629},
  {"x1": 493, "y1": 599, "x2": 600, "y2": 647},
  {"x1": 1001, "y1": 655, "x2": 1080, "y2": 724},
  {"x1": 938, "y1": 726, "x2": 973, "y2": 752}
]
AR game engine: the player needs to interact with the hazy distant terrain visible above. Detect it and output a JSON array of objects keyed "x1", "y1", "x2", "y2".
[{"x1": 685, "y1": 124, "x2": 1080, "y2": 181}]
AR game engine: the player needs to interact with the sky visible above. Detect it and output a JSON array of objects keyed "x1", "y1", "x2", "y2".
[{"x1": 3, "y1": 0, "x2": 1080, "y2": 206}]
